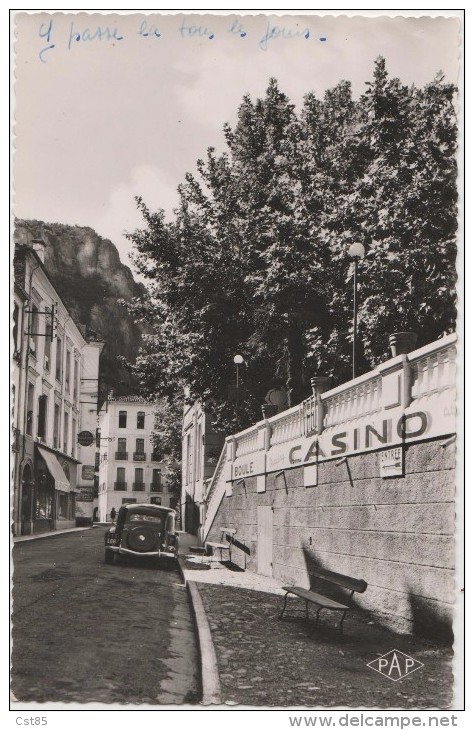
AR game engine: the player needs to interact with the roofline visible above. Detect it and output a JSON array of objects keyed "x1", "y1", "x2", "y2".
[{"x1": 14, "y1": 282, "x2": 28, "y2": 301}]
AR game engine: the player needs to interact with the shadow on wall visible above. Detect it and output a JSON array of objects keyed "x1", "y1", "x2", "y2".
[
  {"x1": 184, "y1": 494, "x2": 200, "y2": 536},
  {"x1": 232, "y1": 537, "x2": 251, "y2": 557},
  {"x1": 302, "y1": 547, "x2": 365, "y2": 604},
  {"x1": 407, "y1": 591, "x2": 454, "y2": 644},
  {"x1": 228, "y1": 536, "x2": 251, "y2": 570},
  {"x1": 302, "y1": 546, "x2": 454, "y2": 641}
]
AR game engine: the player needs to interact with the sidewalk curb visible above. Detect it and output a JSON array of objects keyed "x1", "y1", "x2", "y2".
[
  {"x1": 177, "y1": 555, "x2": 222, "y2": 706},
  {"x1": 13, "y1": 526, "x2": 93, "y2": 544},
  {"x1": 187, "y1": 581, "x2": 222, "y2": 705}
]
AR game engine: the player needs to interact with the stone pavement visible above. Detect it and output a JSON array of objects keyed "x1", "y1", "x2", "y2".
[{"x1": 181, "y1": 556, "x2": 454, "y2": 709}]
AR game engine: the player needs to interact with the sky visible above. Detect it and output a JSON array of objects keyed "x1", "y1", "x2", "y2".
[{"x1": 13, "y1": 10, "x2": 461, "y2": 274}]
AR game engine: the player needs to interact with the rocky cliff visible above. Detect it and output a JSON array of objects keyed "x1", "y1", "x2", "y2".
[{"x1": 14, "y1": 219, "x2": 146, "y2": 397}]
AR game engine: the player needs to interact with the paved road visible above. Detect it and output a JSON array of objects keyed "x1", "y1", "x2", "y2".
[{"x1": 11, "y1": 527, "x2": 200, "y2": 705}]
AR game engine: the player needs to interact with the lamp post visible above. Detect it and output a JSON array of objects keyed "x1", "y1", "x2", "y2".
[
  {"x1": 233, "y1": 354, "x2": 244, "y2": 388},
  {"x1": 348, "y1": 242, "x2": 365, "y2": 379}
]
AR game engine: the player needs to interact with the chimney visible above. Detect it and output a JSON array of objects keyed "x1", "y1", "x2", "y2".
[{"x1": 30, "y1": 238, "x2": 46, "y2": 263}]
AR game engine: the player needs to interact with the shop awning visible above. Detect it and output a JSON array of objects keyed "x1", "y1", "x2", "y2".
[{"x1": 37, "y1": 446, "x2": 71, "y2": 492}]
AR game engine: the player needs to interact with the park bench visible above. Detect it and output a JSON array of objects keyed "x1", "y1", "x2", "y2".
[
  {"x1": 280, "y1": 568, "x2": 368, "y2": 634},
  {"x1": 205, "y1": 527, "x2": 237, "y2": 562}
]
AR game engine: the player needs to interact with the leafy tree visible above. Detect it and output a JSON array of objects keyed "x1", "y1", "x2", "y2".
[
  {"x1": 125, "y1": 58, "x2": 457, "y2": 445},
  {"x1": 304, "y1": 57, "x2": 457, "y2": 378}
]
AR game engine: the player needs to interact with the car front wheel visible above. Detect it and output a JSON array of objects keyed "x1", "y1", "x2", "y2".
[{"x1": 104, "y1": 549, "x2": 115, "y2": 564}]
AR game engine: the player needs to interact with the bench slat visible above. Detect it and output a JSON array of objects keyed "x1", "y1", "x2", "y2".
[
  {"x1": 310, "y1": 569, "x2": 367, "y2": 594},
  {"x1": 206, "y1": 542, "x2": 230, "y2": 550},
  {"x1": 283, "y1": 586, "x2": 349, "y2": 611}
]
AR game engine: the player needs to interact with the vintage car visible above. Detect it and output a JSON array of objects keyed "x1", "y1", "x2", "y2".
[{"x1": 104, "y1": 503, "x2": 179, "y2": 564}]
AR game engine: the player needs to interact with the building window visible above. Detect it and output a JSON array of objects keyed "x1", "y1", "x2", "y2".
[
  {"x1": 118, "y1": 410, "x2": 127, "y2": 428},
  {"x1": 115, "y1": 467, "x2": 126, "y2": 490},
  {"x1": 36, "y1": 478, "x2": 53, "y2": 520},
  {"x1": 63, "y1": 411, "x2": 69, "y2": 454},
  {"x1": 134, "y1": 438, "x2": 146, "y2": 461},
  {"x1": 44, "y1": 308, "x2": 51, "y2": 370},
  {"x1": 13, "y1": 303, "x2": 20, "y2": 355},
  {"x1": 151, "y1": 469, "x2": 162, "y2": 492},
  {"x1": 196, "y1": 423, "x2": 202, "y2": 481},
  {"x1": 26, "y1": 383, "x2": 34, "y2": 436},
  {"x1": 37, "y1": 395, "x2": 47, "y2": 439},
  {"x1": 134, "y1": 468, "x2": 144, "y2": 491},
  {"x1": 73, "y1": 359, "x2": 79, "y2": 400},
  {"x1": 116, "y1": 437, "x2": 128, "y2": 460},
  {"x1": 55, "y1": 336, "x2": 62, "y2": 382},
  {"x1": 65, "y1": 350, "x2": 71, "y2": 392},
  {"x1": 137, "y1": 411, "x2": 145, "y2": 429},
  {"x1": 185, "y1": 433, "x2": 192, "y2": 486},
  {"x1": 151, "y1": 446, "x2": 162, "y2": 461},
  {"x1": 59, "y1": 493, "x2": 68, "y2": 518},
  {"x1": 53, "y1": 403, "x2": 60, "y2": 448},
  {"x1": 150, "y1": 496, "x2": 162, "y2": 505},
  {"x1": 30, "y1": 305, "x2": 39, "y2": 357}
]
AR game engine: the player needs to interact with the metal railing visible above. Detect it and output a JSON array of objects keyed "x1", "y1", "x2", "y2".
[
  {"x1": 114, "y1": 481, "x2": 127, "y2": 490},
  {"x1": 133, "y1": 452, "x2": 146, "y2": 461},
  {"x1": 133, "y1": 482, "x2": 145, "y2": 491},
  {"x1": 115, "y1": 452, "x2": 128, "y2": 460}
]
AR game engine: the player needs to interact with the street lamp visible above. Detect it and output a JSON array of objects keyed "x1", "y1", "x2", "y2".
[
  {"x1": 348, "y1": 242, "x2": 365, "y2": 379},
  {"x1": 233, "y1": 354, "x2": 244, "y2": 388}
]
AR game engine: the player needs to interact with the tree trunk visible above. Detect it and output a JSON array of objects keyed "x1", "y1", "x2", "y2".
[{"x1": 285, "y1": 321, "x2": 306, "y2": 407}]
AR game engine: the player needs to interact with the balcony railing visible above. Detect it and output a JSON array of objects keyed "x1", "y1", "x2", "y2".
[
  {"x1": 150, "y1": 483, "x2": 162, "y2": 493},
  {"x1": 133, "y1": 452, "x2": 146, "y2": 461},
  {"x1": 133, "y1": 482, "x2": 145, "y2": 491},
  {"x1": 114, "y1": 482, "x2": 127, "y2": 491},
  {"x1": 115, "y1": 452, "x2": 128, "y2": 460},
  {"x1": 151, "y1": 452, "x2": 162, "y2": 462}
]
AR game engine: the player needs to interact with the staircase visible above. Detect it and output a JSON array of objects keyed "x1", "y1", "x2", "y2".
[{"x1": 202, "y1": 441, "x2": 229, "y2": 541}]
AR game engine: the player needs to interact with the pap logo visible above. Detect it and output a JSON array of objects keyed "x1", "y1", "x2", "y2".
[{"x1": 367, "y1": 649, "x2": 423, "y2": 681}]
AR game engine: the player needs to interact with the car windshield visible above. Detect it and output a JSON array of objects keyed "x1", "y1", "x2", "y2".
[{"x1": 127, "y1": 512, "x2": 164, "y2": 525}]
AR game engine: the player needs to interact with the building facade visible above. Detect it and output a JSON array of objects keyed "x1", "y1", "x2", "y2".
[
  {"x1": 201, "y1": 334, "x2": 457, "y2": 637},
  {"x1": 181, "y1": 400, "x2": 224, "y2": 536},
  {"x1": 75, "y1": 341, "x2": 104, "y2": 525},
  {"x1": 12, "y1": 241, "x2": 103, "y2": 535},
  {"x1": 97, "y1": 396, "x2": 171, "y2": 521}
]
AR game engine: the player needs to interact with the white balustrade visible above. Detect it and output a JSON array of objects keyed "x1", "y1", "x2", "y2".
[
  {"x1": 269, "y1": 406, "x2": 305, "y2": 446},
  {"x1": 202, "y1": 334, "x2": 456, "y2": 541},
  {"x1": 323, "y1": 376, "x2": 382, "y2": 429},
  {"x1": 410, "y1": 342, "x2": 456, "y2": 402},
  {"x1": 235, "y1": 427, "x2": 260, "y2": 457}
]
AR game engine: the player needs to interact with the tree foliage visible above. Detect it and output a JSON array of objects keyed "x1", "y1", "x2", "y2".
[{"x1": 125, "y1": 57, "x2": 457, "y2": 442}]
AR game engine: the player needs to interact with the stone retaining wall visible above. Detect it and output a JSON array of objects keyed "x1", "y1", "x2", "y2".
[{"x1": 207, "y1": 436, "x2": 456, "y2": 637}]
